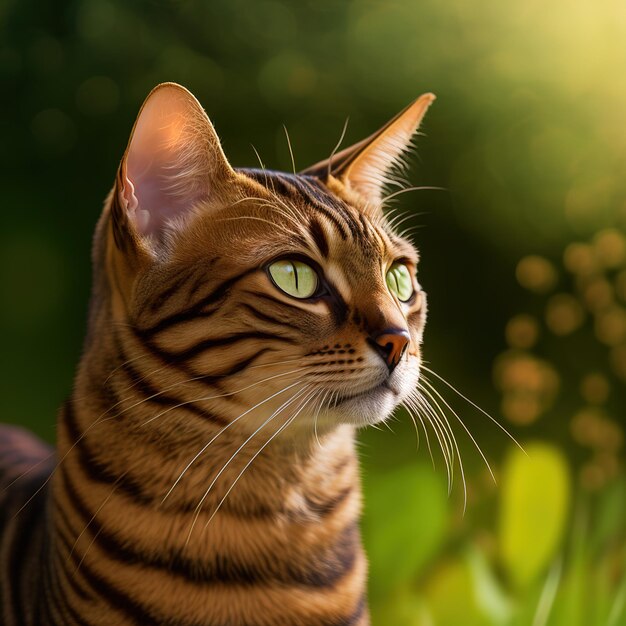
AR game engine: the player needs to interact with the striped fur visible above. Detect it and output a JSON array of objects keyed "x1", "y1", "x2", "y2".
[{"x1": 1, "y1": 83, "x2": 433, "y2": 625}]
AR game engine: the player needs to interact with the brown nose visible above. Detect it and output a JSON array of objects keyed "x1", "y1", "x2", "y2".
[{"x1": 369, "y1": 328, "x2": 410, "y2": 373}]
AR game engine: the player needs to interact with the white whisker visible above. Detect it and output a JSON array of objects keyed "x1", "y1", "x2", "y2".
[
  {"x1": 161, "y1": 379, "x2": 306, "y2": 504},
  {"x1": 313, "y1": 388, "x2": 331, "y2": 448},
  {"x1": 283, "y1": 125, "x2": 296, "y2": 175},
  {"x1": 203, "y1": 388, "x2": 319, "y2": 528},
  {"x1": 326, "y1": 117, "x2": 350, "y2": 179},
  {"x1": 382, "y1": 185, "x2": 446, "y2": 204},
  {"x1": 420, "y1": 376, "x2": 496, "y2": 484},
  {"x1": 250, "y1": 144, "x2": 266, "y2": 170},
  {"x1": 139, "y1": 367, "x2": 306, "y2": 428},
  {"x1": 71, "y1": 471, "x2": 130, "y2": 570},
  {"x1": 184, "y1": 384, "x2": 310, "y2": 546},
  {"x1": 403, "y1": 396, "x2": 434, "y2": 465},
  {"x1": 412, "y1": 389, "x2": 457, "y2": 475},
  {"x1": 421, "y1": 364, "x2": 526, "y2": 454},
  {"x1": 417, "y1": 381, "x2": 468, "y2": 511},
  {"x1": 406, "y1": 392, "x2": 454, "y2": 492}
]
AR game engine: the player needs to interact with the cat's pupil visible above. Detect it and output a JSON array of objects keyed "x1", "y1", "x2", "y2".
[{"x1": 268, "y1": 259, "x2": 318, "y2": 299}]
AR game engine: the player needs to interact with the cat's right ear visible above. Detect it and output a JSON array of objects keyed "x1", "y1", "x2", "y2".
[{"x1": 111, "y1": 82, "x2": 233, "y2": 248}]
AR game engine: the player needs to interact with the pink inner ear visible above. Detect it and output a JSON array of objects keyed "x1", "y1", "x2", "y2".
[
  {"x1": 120, "y1": 87, "x2": 211, "y2": 237},
  {"x1": 120, "y1": 177, "x2": 150, "y2": 233},
  {"x1": 125, "y1": 153, "x2": 178, "y2": 237}
]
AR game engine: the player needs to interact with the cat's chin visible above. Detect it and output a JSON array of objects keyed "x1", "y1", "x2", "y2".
[
  {"x1": 321, "y1": 365, "x2": 420, "y2": 427},
  {"x1": 320, "y1": 382, "x2": 403, "y2": 427},
  {"x1": 341, "y1": 390, "x2": 400, "y2": 426}
]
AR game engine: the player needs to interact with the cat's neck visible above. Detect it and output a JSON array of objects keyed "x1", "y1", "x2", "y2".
[{"x1": 47, "y1": 346, "x2": 368, "y2": 625}]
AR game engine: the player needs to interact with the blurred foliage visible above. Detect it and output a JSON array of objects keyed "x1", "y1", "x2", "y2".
[
  {"x1": 1, "y1": 0, "x2": 625, "y2": 623},
  {"x1": 499, "y1": 444, "x2": 570, "y2": 590}
]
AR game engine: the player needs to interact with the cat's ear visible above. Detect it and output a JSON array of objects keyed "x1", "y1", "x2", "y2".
[
  {"x1": 115, "y1": 82, "x2": 233, "y2": 240},
  {"x1": 302, "y1": 93, "x2": 435, "y2": 207}
]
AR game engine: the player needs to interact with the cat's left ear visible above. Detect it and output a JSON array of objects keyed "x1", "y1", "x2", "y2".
[
  {"x1": 114, "y1": 82, "x2": 234, "y2": 241},
  {"x1": 302, "y1": 93, "x2": 435, "y2": 208}
]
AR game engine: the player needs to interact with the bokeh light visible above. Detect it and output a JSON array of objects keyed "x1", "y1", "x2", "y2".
[
  {"x1": 494, "y1": 351, "x2": 559, "y2": 425},
  {"x1": 505, "y1": 314, "x2": 540, "y2": 349},
  {"x1": 593, "y1": 228, "x2": 626, "y2": 269},
  {"x1": 545, "y1": 293, "x2": 585, "y2": 336},
  {"x1": 515, "y1": 255, "x2": 558, "y2": 293},
  {"x1": 594, "y1": 305, "x2": 626, "y2": 346},
  {"x1": 563, "y1": 242, "x2": 598, "y2": 276},
  {"x1": 579, "y1": 372, "x2": 610, "y2": 405},
  {"x1": 580, "y1": 276, "x2": 614, "y2": 312}
]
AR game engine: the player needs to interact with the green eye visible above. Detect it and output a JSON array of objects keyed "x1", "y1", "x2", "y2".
[
  {"x1": 386, "y1": 262, "x2": 414, "y2": 302},
  {"x1": 268, "y1": 259, "x2": 319, "y2": 299}
]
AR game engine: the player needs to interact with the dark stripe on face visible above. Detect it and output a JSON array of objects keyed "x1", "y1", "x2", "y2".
[
  {"x1": 241, "y1": 168, "x2": 357, "y2": 243},
  {"x1": 143, "y1": 263, "x2": 206, "y2": 315},
  {"x1": 325, "y1": 285, "x2": 349, "y2": 328},
  {"x1": 309, "y1": 217, "x2": 330, "y2": 257},
  {"x1": 374, "y1": 223, "x2": 391, "y2": 256},
  {"x1": 358, "y1": 213, "x2": 386, "y2": 256},
  {"x1": 247, "y1": 285, "x2": 345, "y2": 328},
  {"x1": 285, "y1": 174, "x2": 353, "y2": 240},
  {"x1": 117, "y1": 358, "x2": 229, "y2": 426},
  {"x1": 137, "y1": 268, "x2": 256, "y2": 338},
  {"x1": 295, "y1": 175, "x2": 349, "y2": 215},
  {"x1": 244, "y1": 290, "x2": 314, "y2": 315},
  {"x1": 239, "y1": 168, "x2": 294, "y2": 199},
  {"x1": 240, "y1": 303, "x2": 300, "y2": 330},
  {"x1": 198, "y1": 347, "x2": 276, "y2": 387},
  {"x1": 267, "y1": 171, "x2": 352, "y2": 241},
  {"x1": 297, "y1": 175, "x2": 368, "y2": 242},
  {"x1": 164, "y1": 330, "x2": 296, "y2": 363},
  {"x1": 115, "y1": 328, "x2": 274, "y2": 404}
]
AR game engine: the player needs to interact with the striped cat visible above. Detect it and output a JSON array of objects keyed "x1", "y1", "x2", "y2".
[{"x1": 0, "y1": 83, "x2": 434, "y2": 625}]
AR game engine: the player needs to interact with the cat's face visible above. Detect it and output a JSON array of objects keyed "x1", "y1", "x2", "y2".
[{"x1": 103, "y1": 84, "x2": 433, "y2": 438}]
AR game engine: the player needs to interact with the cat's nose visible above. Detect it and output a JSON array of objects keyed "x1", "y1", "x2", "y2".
[{"x1": 369, "y1": 328, "x2": 410, "y2": 373}]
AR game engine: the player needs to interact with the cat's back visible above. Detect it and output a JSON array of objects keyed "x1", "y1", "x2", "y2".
[
  {"x1": 0, "y1": 424, "x2": 53, "y2": 493},
  {"x1": 0, "y1": 424, "x2": 53, "y2": 624}
]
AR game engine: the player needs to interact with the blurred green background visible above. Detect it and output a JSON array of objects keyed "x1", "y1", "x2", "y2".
[{"x1": 1, "y1": 0, "x2": 625, "y2": 624}]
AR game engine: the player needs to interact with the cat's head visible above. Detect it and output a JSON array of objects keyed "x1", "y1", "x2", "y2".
[{"x1": 97, "y1": 83, "x2": 434, "y2": 436}]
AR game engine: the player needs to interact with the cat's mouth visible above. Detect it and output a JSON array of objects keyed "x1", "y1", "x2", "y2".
[
  {"x1": 332, "y1": 379, "x2": 397, "y2": 406},
  {"x1": 318, "y1": 361, "x2": 422, "y2": 427},
  {"x1": 318, "y1": 376, "x2": 406, "y2": 427}
]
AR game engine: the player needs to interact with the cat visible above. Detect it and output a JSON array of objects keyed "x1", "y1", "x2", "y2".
[{"x1": 0, "y1": 82, "x2": 434, "y2": 625}]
